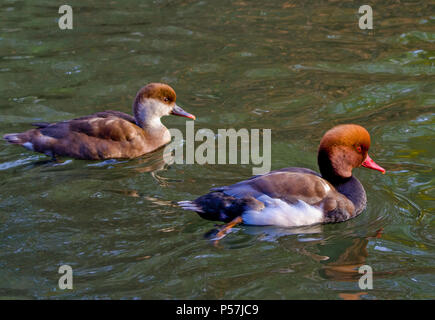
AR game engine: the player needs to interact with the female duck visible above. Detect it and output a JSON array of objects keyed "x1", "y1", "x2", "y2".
[
  {"x1": 179, "y1": 124, "x2": 385, "y2": 236},
  {"x1": 3, "y1": 83, "x2": 195, "y2": 160}
]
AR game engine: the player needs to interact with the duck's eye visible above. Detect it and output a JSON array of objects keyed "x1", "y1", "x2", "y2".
[
  {"x1": 163, "y1": 97, "x2": 170, "y2": 102},
  {"x1": 356, "y1": 146, "x2": 362, "y2": 153}
]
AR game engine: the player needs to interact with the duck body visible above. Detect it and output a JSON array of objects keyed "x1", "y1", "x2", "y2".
[
  {"x1": 180, "y1": 167, "x2": 365, "y2": 227},
  {"x1": 5, "y1": 110, "x2": 168, "y2": 159},
  {"x1": 3, "y1": 83, "x2": 195, "y2": 160},
  {"x1": 179, "y1": 124, "x2": 385, "y2": 227}
]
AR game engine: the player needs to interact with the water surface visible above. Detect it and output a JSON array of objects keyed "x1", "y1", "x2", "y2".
[{"x1": 0, "y1": 0, "x2": 434, "y2": 299}]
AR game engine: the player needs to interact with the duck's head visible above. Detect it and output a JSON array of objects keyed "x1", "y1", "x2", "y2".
[
  {"x1": 317, "y1": 124, "x2": 385, "y2": 181},
  {"x1": 133, "y1": 83, "x2": 195, "y2": 127}
]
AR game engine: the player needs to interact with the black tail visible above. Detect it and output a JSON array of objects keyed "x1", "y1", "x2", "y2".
[{"x1": 178, "y1": 191, "x2": 264, "y2": 222}]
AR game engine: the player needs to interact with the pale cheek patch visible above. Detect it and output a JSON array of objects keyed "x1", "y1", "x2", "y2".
[{"x1": 242, "y1": 195, "x2": 323, "y2": 227}]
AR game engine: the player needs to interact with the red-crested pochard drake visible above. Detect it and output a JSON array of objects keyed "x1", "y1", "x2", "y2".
[
  {"x1": 3, "y1": 83, "x2": 195, "y2": 160},
  {"x1": 179, "y1": 124, "x2": 385, "y2": 238}
]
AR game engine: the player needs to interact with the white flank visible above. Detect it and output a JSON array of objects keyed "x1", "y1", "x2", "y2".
[
  {"x1": 22, "y1": 142, "x2": 34, "y2": 151},
  {"x1": 242, "y1": 195, "x2": 323, "y2": 227}
]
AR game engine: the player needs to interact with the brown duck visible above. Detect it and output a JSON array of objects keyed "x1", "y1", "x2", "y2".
[{"x1": 3, "y1": 83, "x2": 195, "y2": 160}]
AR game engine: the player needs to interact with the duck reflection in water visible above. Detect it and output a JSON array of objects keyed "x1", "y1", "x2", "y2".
[
  {"x1": 318, "y1": 228, "x2": 383, "y2": 300},
  {"x1": 204, "y1": 223, "x2": 383, "y2": 300},
  {"x1": 103, "y1": 146, "x2": 179, "y2": 200}
]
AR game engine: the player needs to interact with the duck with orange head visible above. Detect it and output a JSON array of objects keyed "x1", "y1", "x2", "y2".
[{"x1": 179, "y1": 124, "x2": 385, "y2": 237}]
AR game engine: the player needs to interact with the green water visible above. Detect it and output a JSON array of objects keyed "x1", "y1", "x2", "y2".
[{"x1": 0, "y1": 0, "x2": 434, "y2": 299}]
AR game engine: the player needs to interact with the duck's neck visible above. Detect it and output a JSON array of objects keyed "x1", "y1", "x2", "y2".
[
  {"x1": 134, "y1": 101, "x2": 166, "y2": 130},
  {"x1": 333, "y1": 176, "x2": 367, "y2": 216},
  {"x1": 318, "y1": 149, "x2": 343, "y2": 184},
  {"x1": 133, "y1": 101, "x2": 171, "y2": 147},
  {"x1": 318, "y1": 150, "x2": 367, "y2": 215}
]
